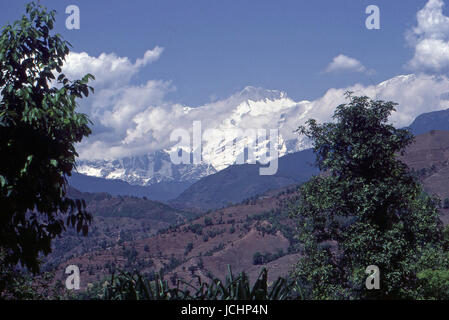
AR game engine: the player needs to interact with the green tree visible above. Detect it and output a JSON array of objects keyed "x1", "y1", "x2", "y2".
[
  {"x1": 292, "y1": 94, "x2": 445, "y2": 299},
  {"x1": 0, "y1": 2, "x2": 94, "y2": 273},
  {"x1": 414, "y1": 247, "x2": 449, "y2": 300}
]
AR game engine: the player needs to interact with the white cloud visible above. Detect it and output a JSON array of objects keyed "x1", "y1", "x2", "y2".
[
  {"x1": 62, "y1": 46, "x2": 163, "y2": 88},
  {"x1": 406, "y1": 0, "x2": 449, "y2": 72},
  {"x1": 62, "y1": 48, "x2": 449, "y2": 163},
  {"x1": 325, "y1": 54, "x2": 367, "y2": 73},
  {"x1": 135, "y1": 48, "x2": 164, "y2": 68},
  {"x1": 76, "y1": 79, "x2": 176, "y2": 160},
  {"x1": 304, "y1": 74, "x2": 449, "y2": 128}
]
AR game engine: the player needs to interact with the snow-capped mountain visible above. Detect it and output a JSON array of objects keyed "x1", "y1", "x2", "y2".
[
  {"x1": 77, "y1": 74, "x2": 449, "y2": 187},
  {"x1": 188, "y1": 86, "x2": 313, "y2": 171},
  {"x1": 76, "y1": 150, "x2": 217, "y2": 186},
  {"x1": 76, "y1": 86, "x2": 311, "y2": 186}
]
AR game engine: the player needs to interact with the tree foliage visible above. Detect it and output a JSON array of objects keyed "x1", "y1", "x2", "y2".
[
  {"x1": 0, "y1": 2, "x2": 94, "y2": 272},
  {"x1": 292, "y1": 94, "x2": 447, "y2": 299}
]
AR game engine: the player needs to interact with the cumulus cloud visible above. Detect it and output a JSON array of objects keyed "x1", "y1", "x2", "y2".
[
  {"x1": 304, "y1": 74, "x2": 449, "y2": 128},
  {"x1": 62, "y1": 47, "x2": 449, "y2": 163},
  {"x1": 406, "y1": 0, "x2": 449, "y2": 72},
  {"x1": 76, "y1": 79, "x2": 176, "y2": 159},
  {"x1": 43, "y1": 0, "x2": 449, "y2": 167},
  {"x1": 325, "y1": 54, "x2": 368, "y2": 73},
  {"x1": 62, "y1": 46, "x2": 163, "y2": 88}
]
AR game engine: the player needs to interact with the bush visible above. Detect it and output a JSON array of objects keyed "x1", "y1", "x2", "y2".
[
  {"x1": 188, "y1": 224, "x2": 203, "y2": 236},
  {"x1": 204, "y1": 217, "x2": 213, "y2": 226},
  {"x1": 101, "y1": 266, "x2": 301, "y2": 300}
]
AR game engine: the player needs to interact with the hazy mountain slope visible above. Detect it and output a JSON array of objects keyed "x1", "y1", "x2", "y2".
[
  {"x1": 170, "y1": 149, "x2": 318, "y2": 211},
  {"x1": 44, "y1": 188, "x2": 194, "y2": 271},
  {"x1": 74, "y1": 84, "x2": 449, "y2": 195},
  {"x1": 399, "y1": 130, "x2": 449, "y2": 170},
  {"x1": 67, "y1": 172, "x2": 192, "y2": 201},
  {"x1": 399, "y1": 130, "x2": 449, "y2": 212},
  {"x1": 67, "y1": 149, "x2": 317, "y2": 205},
  {"x1": 56, "y1": 186, "x2": 302, "y2": 288},
  {"x1": 407, "y1": 108, "x2": 449, "y2": 135},
  {"x1": 56, "y1": 131, "x2": 449, "y2": 288}
]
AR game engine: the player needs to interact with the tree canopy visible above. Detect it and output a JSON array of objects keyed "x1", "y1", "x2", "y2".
[
  {"x1": 0, "y1": 2, "x2": 94, "y2": 273},
  {"x1": 292, "y1": 94, "x2": 447, "y2": 299}
]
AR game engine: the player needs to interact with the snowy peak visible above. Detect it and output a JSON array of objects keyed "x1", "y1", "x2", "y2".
[
  {"x1": 233, "y1": 86, "x2": 286, "y2": 102},
  {"x1": 77, "y1": 86, "x2": 312, "y2": 185},
  {"x1": 77, "y1": 150, "x2": 216, "y2": 186},
  {"x1": 77, "y1": 83, "x2": 318, "y2": 185}
]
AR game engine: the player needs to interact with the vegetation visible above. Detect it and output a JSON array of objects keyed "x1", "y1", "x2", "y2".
[
  {"x1": 3, "y1": 3, "x2": 449, "y2": 302},
  {"x1": 188, "y1": 224, "x2": 204, "y2": 235},
  {"x1": 0, "y1": 250, "x2": 69, "y2": 300},
  {"x1": 204, "y1": 216, "x2": 213, "y2": 226},
  {"x1": 252, "y1": 249, "x2": 284, "y2": 265},
  {"x1": 0, "y1": 2, "x2": 94, "y2": 272},
  {"x1": 292, "y1": 94, "x2": 448, "y2": 299},
  {"x1": 97, "y1": 266, "x2": 301, "y2": 300}
]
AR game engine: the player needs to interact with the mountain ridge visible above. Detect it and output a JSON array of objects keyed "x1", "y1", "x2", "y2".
[
  {"x1": 170, "y1": 148, "x2": 318, "y2": 211},
  {"x1": 55, "y1": 130, "x2": 449, "y2": 288}
]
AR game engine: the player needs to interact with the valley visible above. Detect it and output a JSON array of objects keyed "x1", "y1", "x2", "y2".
[{"x1": 48, "y1": 128, "x2": 449, "y2": 290}]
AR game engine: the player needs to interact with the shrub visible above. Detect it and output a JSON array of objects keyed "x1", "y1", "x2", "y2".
[
  {"x1": 101, "y1": 266, "x2": 301, "y2": 300},
  {"x1": 204, "y1": 217, "x2": 213, "y2": 226}
]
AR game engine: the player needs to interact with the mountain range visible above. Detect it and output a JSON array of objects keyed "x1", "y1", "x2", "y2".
[
  {"x1": 55, "y1": 129, "x2": 449, "y2": 288},
  {"x1": 70, "y1": 94, "x2": 449, "y2": 208},
  {"x1": 73, "y1": 86, "x2": 311, "y2": 192},
  {"x1": 169, "y1": 148, "x2": 318, "y2": 211},
  {"x1": 46, "y1": 101, "x2": 449, "y2": 289}
]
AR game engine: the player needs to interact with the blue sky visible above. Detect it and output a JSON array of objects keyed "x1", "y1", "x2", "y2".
[
  {"x1": 0, "y1": 0, "x2": 433, "y2": 105},
  {"x1": 3, "y1": 0, "x2": 449, "y2": 161}
]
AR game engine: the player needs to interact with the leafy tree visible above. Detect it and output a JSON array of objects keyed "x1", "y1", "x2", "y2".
[
  {"x1": 291, "y1": 94, "x2": 446, "y2": 299},
  {"x1": 414, "y1": 247, "x2": 449, "y2": 300},
  {"x1": 0, "y1": 2, "x2": 94, "y2": 273},
  {"x1": 0, "y1": 249, "x2": 70, "y2": 299}
]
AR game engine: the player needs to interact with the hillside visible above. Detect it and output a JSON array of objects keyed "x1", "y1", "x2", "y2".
[
  {"x1": 42, "y1": 188, "x2": 195, "y2": 271},
  {"x1": 68, "y1": 172, "x2": 193, "y2": 201},
  {"x1": 407, "y1": 108, "x2": 449, "y2": 135},
  {"x1": 399, "y1": 130, "x2": 449, "y2": 223},
  {"x1": 52, "y1": 130, "x2": 449, "y2": 289},
  {"x1": 67, "y1": 107, "x2": 449, "y2": 206},
  {"x1": 170, "y1": 149, "x2": 318, "y2": 211},
  {"x1": 69, "y1": 148, "x2": 318, "y2": 209},
  {"x1": 55, "y1": 185, "x2": 301, "y2": 288}
]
